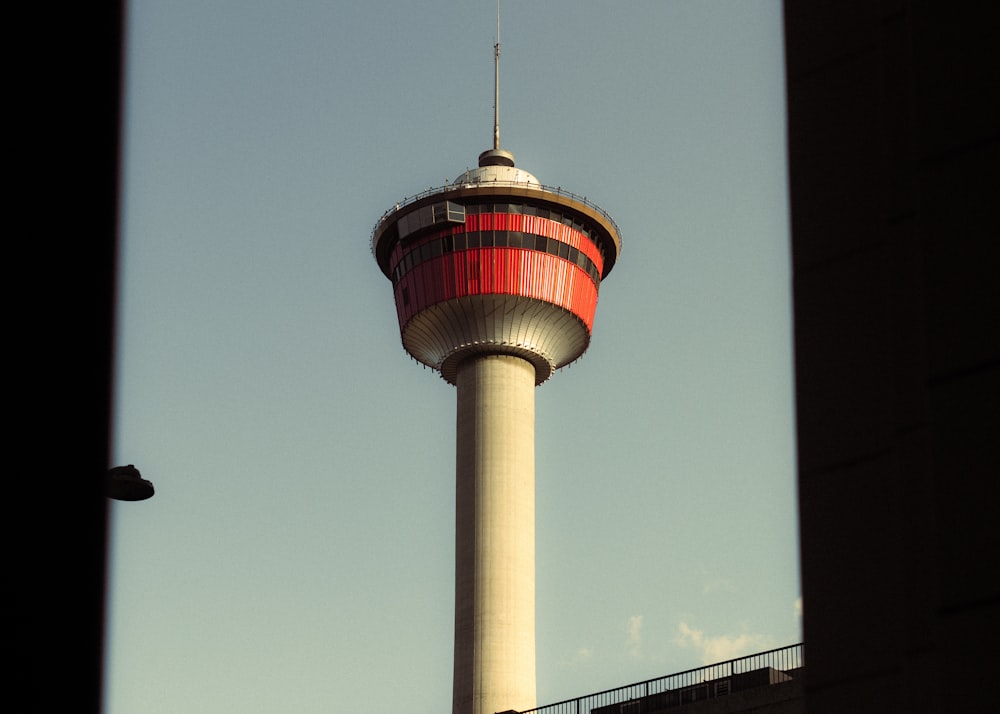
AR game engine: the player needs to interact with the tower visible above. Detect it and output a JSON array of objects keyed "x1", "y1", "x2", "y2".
[{"x1": 371, "y1": 15, "x2": 621, "y2": 714}]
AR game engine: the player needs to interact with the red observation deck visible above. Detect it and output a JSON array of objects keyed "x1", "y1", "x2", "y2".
[{"x1": 372, "y1": 149, "x2": 621, "y2": 385}]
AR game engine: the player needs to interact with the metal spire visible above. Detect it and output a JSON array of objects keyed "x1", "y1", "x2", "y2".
[
  {"x1": 493, "y1": 0, "x2": 500, "y2": 150},
  {"x1": 478, "y1": 1, "x2": 514, "y2": 169}
]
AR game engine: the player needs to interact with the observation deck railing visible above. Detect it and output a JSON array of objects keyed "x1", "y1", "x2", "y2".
[
  {"x1": 507, "y1": 643, "x2": 804, "y2": 714},
  {"x1": 371, "y1": 179, "x2": 622, "y2": 251}
]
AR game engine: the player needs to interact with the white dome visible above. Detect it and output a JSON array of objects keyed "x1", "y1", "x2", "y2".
[{"x1": 453, "y1": 164, "x2": 540, "y2": 186}]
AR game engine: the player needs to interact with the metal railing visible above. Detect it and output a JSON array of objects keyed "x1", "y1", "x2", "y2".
[
  {"x1": 371, "y1": 179, "x2": 622, "y2": 250},
  {"x1": 510, "y1": 643, "x2": 803, "y2": 714}
]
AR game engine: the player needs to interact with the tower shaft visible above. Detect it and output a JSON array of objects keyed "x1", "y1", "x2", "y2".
[{"x1": 454, "y1": 354, "x2": 536, "y2": 714}]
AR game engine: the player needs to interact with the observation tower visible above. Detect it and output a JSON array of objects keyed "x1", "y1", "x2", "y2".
[{"x1": 370, "y1": 17, "x2": 621, "y2": 714}]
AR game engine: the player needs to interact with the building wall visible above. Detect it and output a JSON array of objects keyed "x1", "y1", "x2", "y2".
[
  {"x1": 645, "y1": 680, "x2": 803, "y2": 714},
  {"x1": 784, "y1": 2, "x2": 999, "y2": 712}
]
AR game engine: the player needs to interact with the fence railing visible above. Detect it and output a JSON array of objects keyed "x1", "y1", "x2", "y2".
[
  {"x1": 509, "y1": 643, "x2": 803, "y2": 714},
  {"x1": 371, "y1": 179, "x2": 622, "y2": 249}
]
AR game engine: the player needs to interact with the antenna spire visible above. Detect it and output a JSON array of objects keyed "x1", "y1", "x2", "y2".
[
  {"x1": 493, "y1": 0, "x2": 500, "y2": 150},
  {"x1": 478, "y1": 1, "x2": 514, "y2": 168}
]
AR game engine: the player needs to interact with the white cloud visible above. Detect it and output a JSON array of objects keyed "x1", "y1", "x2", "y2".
[
  {"x1": 793, "y1": 597, "x2": 803, "y2": 621},
  {"x1": 627, "y1": 615, "x2": 643, "y2": 658},
  {"x1": 674, "y1": 621, "x2": 775, "y2": 665}
]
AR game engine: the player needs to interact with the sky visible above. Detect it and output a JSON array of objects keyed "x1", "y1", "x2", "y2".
[{"x1": 106, "y1": 2, "x2": 799, "y2": 712}]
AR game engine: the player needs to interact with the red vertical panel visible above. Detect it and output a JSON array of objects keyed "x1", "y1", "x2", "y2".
[
  {"x1": 496, "y1": 249, "x2": 504, "y2": 293},
  {"x1": 548, "y1": 259, "x2": 558, "y2": 304},
  {"x1": 422, "y1": 262, "x2": 433, "y2": 306},
  {"x1": 476, "y1": 249, "x2": 486, "y2": 294},
  {"x1": 499, "y1": 249, "x2": 509, "y2": 295},
  {"x1": 468, "y1": 250, "x2": 479, "y2": 296},
  {"x1": 401, "y1": 277, "x2": 410, "y2": 324},
  {"x1": 513, "y1": 250, "x2": 521, "y2": 295},
  {"x1": 411, "y1": 266, "x2": 421, "y2": 313},
  {"x1": 568, "y1": 272, "x2": 578, "y2": 317},
  {"x1": 556, "y1": 261, "x2": 567, "y2": 307},
  {"x1": 449, "y1": 255, "x2": 458, "y2": 298},
  {"x1": 429, "y1": 260, "x2": 442, "y2": 305},
  {"x1": 511, "y1": 250, "x2": 520, "y2": 296},
  {"x1": 441, "y1": 257, "x2": 451, "y2": 301},
  {"x1": 547, "y1": 259, "x2": 557, "y2": 305},
  {"x1": 574, "y1": 276, "x2": 588, "y2": 328},
  {"x1": 430, "y1": 261, "x2": 440, "y2": 304},
  {"x1": 411, "y1": 267, "x2": 422, "y2": 314},
  {"x1": 442, "y1": 258, "x2": 453, "y2": 301},
  {"x1": 532, "y1": 255, "x2": 541, "y2": 298},
  {"x1": 421, "y1": 263, "x2": 431, "y2": 309},
  {"x1": 479, "y1": 249, "x2": 489, "y2": 293}
]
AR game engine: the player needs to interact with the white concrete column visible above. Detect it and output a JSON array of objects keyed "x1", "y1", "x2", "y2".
[{"x1": 453, "y1": 354, "x2": 536, "y2": 714}]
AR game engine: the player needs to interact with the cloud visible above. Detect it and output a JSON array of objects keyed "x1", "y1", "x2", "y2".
[
  {"x1": 627, "y1": 615, "x2": 643, "y2": 658},
  {"x1": 793, "y1": 597, "x2": 803, "y2": 620},
  {"x1": 674, "y1": 621, "x2": 775, "y2": 665}
]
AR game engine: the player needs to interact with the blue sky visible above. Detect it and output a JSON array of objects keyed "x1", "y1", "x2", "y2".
[{"x1": 106, "y1": 2, "x2": 799, "y2": 712}]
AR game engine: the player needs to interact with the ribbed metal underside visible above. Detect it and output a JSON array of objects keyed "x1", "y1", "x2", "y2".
[{"x1": 401, "y1": 294, "x2": 591, "y2": 385}]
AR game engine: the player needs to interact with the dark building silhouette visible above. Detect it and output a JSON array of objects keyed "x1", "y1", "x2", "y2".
[
  {"x1": 784, "y1": 1, "x2": 998, "y2": 712},
  {"x1": 22, "y1": 2, "x2": 996, "y2": 711},
  {"x1": 15, "y1": 3, "x2": 123, "y2": 712}
]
